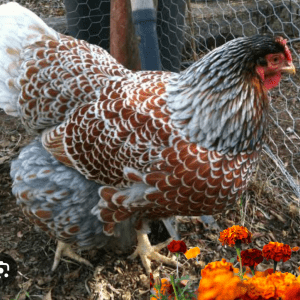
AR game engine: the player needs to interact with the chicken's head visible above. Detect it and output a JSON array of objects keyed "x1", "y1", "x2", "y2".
[
  {"x1": 167, "y1": 35, "x2": 296, "y2": 154},
  {"x1": 255, "y1": 37, "x2": 295, "y2": 90}
]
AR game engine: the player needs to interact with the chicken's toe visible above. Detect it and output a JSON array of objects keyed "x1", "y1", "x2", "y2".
[
  {"x1": 128, "y1": 230, "x2": 179, "y2": 275},
  {"x1": 52, "y1": 241, "x2": 94, "y2": 271}
]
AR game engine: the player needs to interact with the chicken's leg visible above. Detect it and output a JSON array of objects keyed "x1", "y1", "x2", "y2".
[
  {"x1": 52, "y1": 241, "x2": 94, "y2": 271},
  {"x1": 128, "y1": 230, "x2": 179, "y2": 275}
]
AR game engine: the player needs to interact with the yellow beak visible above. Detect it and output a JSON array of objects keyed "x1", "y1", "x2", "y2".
[{"x1": 281, "y1": 62, "x2": 296, "y2": 75}]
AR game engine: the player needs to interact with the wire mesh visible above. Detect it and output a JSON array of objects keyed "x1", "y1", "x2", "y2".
[
  {"x1": 0, "y1": 0, "x2": 299, "y2": 210},
  {"x1": 169, "y1": 0, "x2": 300, "y2": 209}
]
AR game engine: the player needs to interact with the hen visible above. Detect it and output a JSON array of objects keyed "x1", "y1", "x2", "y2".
[{"x1": 0, "y1": 3, "x2": 295, "y2": 274}]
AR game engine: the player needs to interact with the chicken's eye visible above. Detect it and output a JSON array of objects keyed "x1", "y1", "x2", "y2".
[{"x1": 272, "y1": 57, "x2": 280, "y2": 63}]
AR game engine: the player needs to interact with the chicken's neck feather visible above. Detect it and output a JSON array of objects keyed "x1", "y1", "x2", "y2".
[{"x1": 166, "y1": 38, "x2": 271, "y2": 155}]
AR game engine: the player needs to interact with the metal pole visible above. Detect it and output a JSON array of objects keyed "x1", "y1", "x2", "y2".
[
  {"x1": 130, "y1": 0, "x2": 162, "y2": 70},
  {"x1": 110, "y1": 0, "x2": 141, "y2": 70}
]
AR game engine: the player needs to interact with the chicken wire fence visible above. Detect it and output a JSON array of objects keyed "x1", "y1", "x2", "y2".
[
  {"x1": 0, "y1": 0, "x2": 300, "y2": 209},
  {"x1": 157, "y1": 0, "x2": 300, "y2": 210}
]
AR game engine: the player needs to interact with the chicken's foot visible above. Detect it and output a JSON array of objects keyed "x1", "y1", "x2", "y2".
[
  {"x1": 52, "y1": 241, "x2": 94, "y2": 271},
  {"x1": 128, "y1": 230, "x2": 179, "y2": 275}
]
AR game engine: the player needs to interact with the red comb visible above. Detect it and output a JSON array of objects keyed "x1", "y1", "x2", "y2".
[
  {"x1": 284, "y1": 44, "x2": 293, "y2": 62},
  {"x1": 275, "y1": 36, "x2": 292, "y2": 62},
  {"x1": 275, "y1": 36, "x2": 287, "y2": 45}
]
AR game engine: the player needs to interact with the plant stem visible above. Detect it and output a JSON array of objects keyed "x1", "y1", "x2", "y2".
[
  {"x1": 273, "y1": 261, "x2": 277, "y2": 272},
  {"x1": 176, "y1": 253, "x2": 179, "y2": 278},
  {"x1": 170, "y1": 275, "x2": 179, "y2": 300},
  {"x1": 235, "y1": 244, "x2": 243, "y2": 277}
]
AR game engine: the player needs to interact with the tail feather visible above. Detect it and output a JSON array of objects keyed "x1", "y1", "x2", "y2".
[{"x1": 0, "y1": 2, "x2": 58, "y2": 116}]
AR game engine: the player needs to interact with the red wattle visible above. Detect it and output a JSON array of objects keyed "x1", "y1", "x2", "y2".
[
  {"x1": 264, "y1": 72, "x2": 282, "y2": 90},
  {"x1": 256, "y1": 66, "x2": 282, "y2": 90}
]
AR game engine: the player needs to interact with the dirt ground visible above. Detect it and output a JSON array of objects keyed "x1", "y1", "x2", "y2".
[{"x1": 0, "y1": 0, "x2": 300, "y2": 300}]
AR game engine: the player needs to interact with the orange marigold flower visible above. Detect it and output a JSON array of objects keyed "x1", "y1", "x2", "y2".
[
  {"x1": 243, "y1": 275, "x2": 276, "y2": 299},
  {"x1": 285, "y1": 283, "x2": 300, "y2": 300},
  {"x1": 151, "y1": 278, "x2": 174, "y2": 300},
  {"x1": 201, "y1": 258, "x2": 234, "y2": 276},
  {"x1": 269, "y1": 272, "x2": 298, "y2": 298},
  {"x1": 292, "y1": 246, "x2": 299, "y2": 252},
  {"x1": 219, "y1": 225, "x2": 252, "y2": 247},
  {"x1": 167, "y1": 240, "x2": 187, "y2": 253},
  {"x1": 198, "y1": 259, "x2": 247, "y2": 300},
  {"x1": 242, "y1": 271, "x2": 299, "y2": 300},
  {"x1": 185, "y1": 247, "x2": 200, "y2": 259},
  {"x1": 237, "y1": 248, "x2": 263, "y2": 268},
  {"x1": 262, "y1": 242, "x2": 292, "y2": 263},
  {"x1": 248, "y1": 268, "x2": 273, "y2": 280}
]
